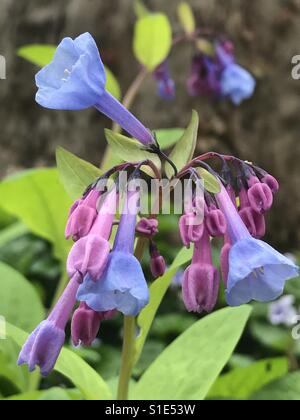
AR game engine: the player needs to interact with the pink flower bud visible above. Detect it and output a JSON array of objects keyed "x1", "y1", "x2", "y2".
[
  {"x1": 248, "y1": 182, "x2": 273, "y2": 214},
  {"x1": 150, "y1": 255, "x2": 166, "y2": 279},
  {"x1": 179, "y1": 213, "x2": 204, "y2": 248},
  {"x1": 262, "y1": 174, "x2": 279, "y2": 194},
  {"x1": 136, "y1": 218, "x2": 159, "y2": 237},
  {"x1": 205, "y1": 208, "x2": 227, "y2": 237}
]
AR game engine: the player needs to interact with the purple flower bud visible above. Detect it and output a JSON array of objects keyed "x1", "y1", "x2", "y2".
[
  {"x1": 247, "y1": 181, "x2": 273, "y2": 214},
  {"x1": 182, "y1": 229, "x2": 219, "y2": 313},
  {"x1": 136, "y1": 218, "x2": 159, "y2": 237},
  {"x1": 71, "y1": 302, "x2": 102, "y2": 347},
  {"x1": 187, "y1": 55, "x2": 221, "y2": 97},
  {"x1": 262, "y1": 174, "x2": 279, "y2": 194},
  {"x1": 179, "y1": 213, "x2": 204, "y2": 248},
  {"x1": 65, "y1": 189, "x2": 99, "y2": 241},
  {"x1": 205, "y1": 207, "x2": 227, "y2": 237},
  {"x1": 239, "y1": 207, "x2": 266, "y2": 239},
  {"x1": 150, "y1": 244, "x2": 166, "y2": 279}
]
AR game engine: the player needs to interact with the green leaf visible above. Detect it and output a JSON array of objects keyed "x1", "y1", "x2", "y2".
[
  {"x1": 250, "y1": 321, "x2": 293, "y2": 352},
  {"x1": 197, "y1": 168, "x2": 221, "y2": 194},
  {"x1": 0, "y1": 262, "x2": 44, "y2": 332},
  {"x1": 134, "y1": 13, "x2": 172, "y2": 70},
  {"x1": 251, "y1": 372, "x2": 300, "y2": 400},
  {"x1": 155, "y1": 128, "x2": 185, "y2": 150},
  {"x1": 134, "y1": 247, "x2": 193, "y2": 365},
  {"x1": 18, "y1": 45, "x2": 56, "y2": 67},
  {"x1": 4, "y1": 323, "x2": 112, "y2": 400},
  {"x1": 134, "y1": 0, "x2": 149, "y2": 18},
  {"x1": 133, "y1": 306, "x2": 252, "y2": 400},
  {"x1": 0, "y1": 169, "x2": 72, "y2": 263},
  {"x1": 56, "y1": 147, "x2": 102, "y2": 200},
  {"x1": 166, "y1": 111, "x2": 199, "y2": 179},
  {"x1": 105, "y1": 129, "x2": 161, "y2": 176},
  {"x1": 208, "y1": 358, "x2": 288, "y2": 400},
  {"x1": 104, "y1": 66, "x2": 121, "y2": 101},
  {"x1": 177, "y1": 2, "x2": 196, "y2": 35},
  {"x1": 0, "y1": 222, "x2": 28, "y2": 247}
]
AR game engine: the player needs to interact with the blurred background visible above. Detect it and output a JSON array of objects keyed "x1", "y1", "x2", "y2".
[{"x1": 1, "y1": 0, "x2": 300, "y2": 400}]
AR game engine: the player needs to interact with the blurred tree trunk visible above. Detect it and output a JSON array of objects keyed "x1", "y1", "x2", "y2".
[{"x1": 1, "y1": 0, "x2": 300, "y2": 249}]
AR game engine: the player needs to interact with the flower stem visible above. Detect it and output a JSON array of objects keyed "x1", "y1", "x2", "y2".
[
  {"x1": 102, "y1": 68, "x2": 150, "y2": 171},
  {"x1": 117, "y1": 315, "x2": 136, "y2": 400},
  {"x1": 117, "y1": 237, "x2": 147, "y2": 400}
]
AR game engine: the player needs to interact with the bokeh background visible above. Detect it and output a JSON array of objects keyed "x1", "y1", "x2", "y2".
[
  {"x1": 1, "y1": 0, "x2": 300, "y2": 400},
  {"x1": 1, "y1": 0, "x2": 300, "y2": 248}
]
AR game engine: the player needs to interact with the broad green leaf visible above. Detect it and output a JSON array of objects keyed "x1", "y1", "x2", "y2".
[
  {"x1": 177, "y1": 2, "x2": 196, "y2": 35},
  {"x1": 134, "y1": 0, "x2": 149, "y2": 18},
  {"x1": 105, "y1": 129, "x2": 161, "y2": 176},
  {"x1": 134, "y1": 247, "x2": 193, "y2": 365},
  {"x1": 18, "y1": 45, "x2": 56, "y2": 67},
  {"x1": 0, "y1": 262, "x2": 44, "y2": 332},
  {"x1": 0, "y1": 340, "x2": 30, "y2": 393},
  {"x1": 133, "y1": 306, "x2": 252, "y2": 400},
  {"x1": 251, "y1": 372, "x2": 300, "y2": 400},
  {"x1": 196, "y1": 38, "x2": 215, "y2": 56},
  {"x1": 155, "y1": 128, "x2": 185, "y2": 150},
  {"x1": 198, "y1": 168, "x2": 221, "y2": 194},
  {"x1": 134, "y1": 13, "x2": 172, "y2": 70},
  {"x1": 4, "y1": 323, "x2": 112, "y2": 401},
  {"x1": 0, "y1": 222, "x2": 28, "y2": 247},
  {"x1": 105, "y1": 66, "x2": 121, "y2": 100},
  {"x1": 0, "y1": 168, "x2": 72, "y2": 263},
  {"x1": 56, "y1": 147, "x2": 102, "y2": 200},
  {"x1": 208, "y1": 358, "x2": 288, "y2": 400},
  {"x1": 166, "y1": 111, "x2": 199, "y2": 179}
]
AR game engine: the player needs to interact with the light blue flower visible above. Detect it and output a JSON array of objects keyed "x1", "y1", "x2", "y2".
[
  {"x1": 220, "y1": 64, "x2": 256, "y2": 105},
  {"x1": 226, "y1": 238, "x2": 299, "y2": 306},
  {"x1": 35, "y1": 32, "x2": 154, "y2": 145},
  {"x1": 77, "y1": 190, "x2": 149, "y2": 317},
  {"x1": 269, "y1": 295, "x2": 298, "y2": 327}
]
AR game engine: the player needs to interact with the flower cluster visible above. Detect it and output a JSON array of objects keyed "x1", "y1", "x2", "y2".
[
  {"x1": 18, "y1": 32, "x2": 298, "y2": 377},
  {"x1": 178, "y1": 156, "x2": 298, "y2": 312}
]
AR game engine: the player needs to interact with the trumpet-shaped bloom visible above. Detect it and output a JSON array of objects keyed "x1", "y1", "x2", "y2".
[
  {"x1": 35, "y1": 32, "x2": 154, "y2": 145},
  {"x1": 217, "y1": 185, "x2": 299, "y2": 306},
  {"x1": 77, "y1": 190, "x2": 149, "y2": 317}
]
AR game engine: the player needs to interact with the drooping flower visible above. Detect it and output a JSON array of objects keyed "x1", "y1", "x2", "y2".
[
  {"x1": 217, "y1": 185, "x2": 299, "y2": 306},
  {"x1": 18, "y1": 187, "x2": 118, "y2": 375},
  {"x1": 18, "y1": 276, "x2": 79, "y2": 376},
  {"x1": 77, "y1": 189, "x2": 149, "y2": 317},
  {"x1": 182, "y1": 229, "x2": 220, "y2": 313},
  {"x1": 35, "y1": 32, "x2": 155, "y2": 146},
  {"x1": 238, "y1": 184, "x2": 266, "y2": 238},
  {"x1": 153, "y1": 61, "x2": 176, "y2": 100},
  {"x1": 216, "y1": 44, "x2": 256, "y2": 105},
  {"x1": 65, "y1": 189, "x2": 100, "y2": 241}
]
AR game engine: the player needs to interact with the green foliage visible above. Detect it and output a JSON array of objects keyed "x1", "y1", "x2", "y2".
[
  {"x1": 208, "y1": 358, "x2": 288, "y2": 400},
  {"x1": 134, "y1": 247, "x2": 193, "y2": 365},
  {"x1": 0, "y1": 262, "x2": 44, "y2": 332},
  {"x1": 134, "y1": 0, "x2": 149, "y2": 18},
  {"x1": 17, "y1": 45, "x2": 121, "y2": 100},
  {"x1": 154, "y1": 128, "x2": 185, "y2": 150},
  {"x1": 133, "y1": 13, "x2": 172, "y2": 70},
  {"x1": 56, "y1": 147, "x2": 102, "y2": 200},
  {"x1": 0, "y1": 223, "x2": 28, "y2": 248},
  {"x1": 198, "y1": 168, "x2": 221, "y2": 194},
  {"x1": 165, "y1": 111, "x2": 199, "y2": 179},
  {"x1": 0, "y1": 169, "x2": 72, "y2": 264},
  {"x1": 251, "y1": 372, "x2": 300, "y2": 400},
  {"x1": 5, "y1": 323, "x2": 112, "y2": 401},
  {"x1": 105, "y1": 129, "x2": 161, "y2": 176},
  {"x1": 177, "y1": 2, "x2": 196, "y2": 35},
  {"x1": 133, "y1": 306, "x2": 252, "y2": 400}
]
